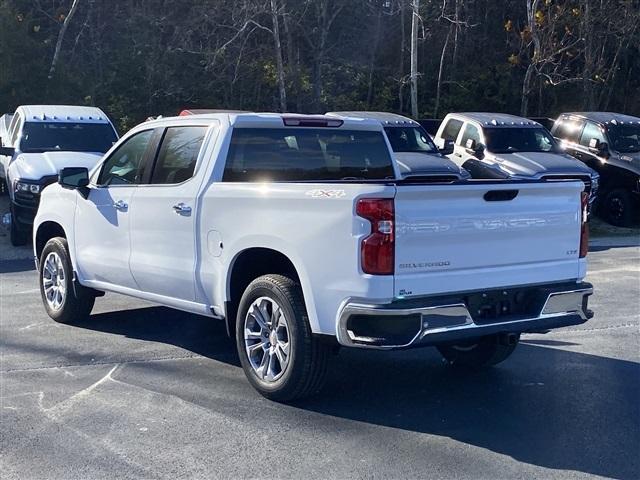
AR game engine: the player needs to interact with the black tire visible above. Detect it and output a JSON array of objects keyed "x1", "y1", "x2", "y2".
[
  {"x1": 437, "y1": 334, "x2": 520, "y2": 368},
  {"x1": 236, "y1": 274, "x2": 330, "y2": 402},
  {"x1": 601, "y1": 188, "x2": 637, "y2": 227},
  {"x1": 9, "y1": 204, "x2": 28, "y2": 246},
  {"x1": 39, "y1": 237, "x2": 95, "y2": 324}
]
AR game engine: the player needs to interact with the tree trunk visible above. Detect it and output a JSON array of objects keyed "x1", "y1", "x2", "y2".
[
  {"x1": 410, "y1": 0, "x2": 420, "y2": 118},
  {"x1": 521, "y1": 63, "x2": 534, "y2": 116},
  {"x1": 366, "y1": 7, "x2": 383, "y2": 108},
  {"x1": 270, "y1": 0, "x2": 287, "y2": 112},
  {"x1": 398, "y1": 0, "x2": 406, "y2": 112},
  {"x1": 434, "y1": 25, "x2": 452, "y2": 118},
  {"x1": 48, "y1": 0, "x2": 83, "y2": 79}
]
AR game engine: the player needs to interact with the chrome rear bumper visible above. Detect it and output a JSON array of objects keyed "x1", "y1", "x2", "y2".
[{"x1": 337, "y1": 283, "x2": 593, "y2": 349}]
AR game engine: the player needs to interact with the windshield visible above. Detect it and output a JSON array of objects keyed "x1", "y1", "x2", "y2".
[
  {"x1": 384, "y1": 126, "x2": 437, "y2": 153},
  {"x1": 19, "y1": 122, "x2": 117, "y2": 153},
  {"x1": 607, "y1": 124, "x2": 640, "y2": 153},
  {"x1": 484, "y1": 127, "x2": 559, "y2": 154}
]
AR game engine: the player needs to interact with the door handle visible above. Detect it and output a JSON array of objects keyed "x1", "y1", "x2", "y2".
[
  {"x1": 172, "y1": 203, "x2": 192, "y2": 215},
  {"x1": 113, "y1": 200, "x2": 128, "y2": 211}
]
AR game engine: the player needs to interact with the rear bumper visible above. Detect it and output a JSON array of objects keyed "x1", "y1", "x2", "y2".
[{"x1": 337, "y1": 282, "x2": 593, "y2": 349}]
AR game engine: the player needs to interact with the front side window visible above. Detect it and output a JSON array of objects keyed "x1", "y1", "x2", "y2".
[
  {"x1": 441, "y1": 119, "x2": 463, "y2": 141},
  {"x1": 484, "y1": 128, "x2": 559, "y2": 154},
  {"x1": 19, "y1": 122, "x2": 117, "y2": 153},
  {"x1": 607, "y1": 124, "x2": 640, "y2": 153},
  {"x1": 460, "y1": 124, "x2": 481, "y2": 147},
  {"x1": 579, "y1": 122, "x2": 606, "y2": 147},
  {"x1": 223, "y1": 128, "x2": 394, "y2": 182},
  {"x1": 97, "y1": 130, "x2": 154, "y2": 186},
  {"x1": 384, "y1": 126, "x2": 437, "y2": 153},
  {"x1": 150, "y1": 126, "x2": 208, "y2": 184}
]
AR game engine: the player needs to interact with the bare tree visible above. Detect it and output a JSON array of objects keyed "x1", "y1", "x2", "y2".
[
  {"x1": 410, "y1": 0, "x2": 419, "y2": 118},
  {"x1": 48, "y1": 0, "x2": 83, "y2": 79},
  {"x1": 270, "y1": 0, "x2": 287, "y2": 111}
]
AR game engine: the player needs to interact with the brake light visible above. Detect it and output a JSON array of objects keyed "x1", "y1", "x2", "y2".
[
  {"x1": 580, "y1": 192, "x2": 589, "y2": 258},
  {"x1": 282, "y1": 116, "x2": 344, "y2": 127},
  {"x1": 356, "y1": 198, "x2": 394, "y2": 275}
]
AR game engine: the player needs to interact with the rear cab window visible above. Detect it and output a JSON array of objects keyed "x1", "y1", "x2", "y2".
[{"x1": 222, "y1": 128, "x2": 395, "y2": 182}]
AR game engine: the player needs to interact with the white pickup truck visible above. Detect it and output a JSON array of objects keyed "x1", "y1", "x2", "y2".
[{"x1": 34, "y1": 113, "x2": 593, "y2": 401}]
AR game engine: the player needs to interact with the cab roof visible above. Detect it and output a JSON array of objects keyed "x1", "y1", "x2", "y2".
[
  {"x1": 16, "y1": 105, "x2": 111, "y2": 124},
  {"x1": 142, "y1": 112, "x2": 383, "y2": 131},
  {"x1": 561, "y1": 112, "x2": 640, "y2": 125},
  {"x1": 326, "y1": 111, "x2": 420, "y2": 126},
  {"x1": 449, "y1": 112, "x2": 541, "y2": 128}
]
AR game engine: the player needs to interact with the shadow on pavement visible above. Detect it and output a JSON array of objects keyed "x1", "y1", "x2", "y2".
[
  {"x1": 0, "y1": 258, "x2": 35, "y2": 274},
  {"x1": 77, "y1": 306, "x2": 639, "y2": 480}
]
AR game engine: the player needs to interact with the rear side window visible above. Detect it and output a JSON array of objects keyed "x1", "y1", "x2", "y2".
[
  {"x1": 223, "y1": 128, "x2": 394, "y2": 182},
  {"x1": 554, "y1": 118, "x2": 584, "y2": 143},
  {"x1": 441, "y1": 119, "x2": 463, "y2": 141},
  {"x1": 150, "y1": 126, "x2": 207, "y2": 184}
]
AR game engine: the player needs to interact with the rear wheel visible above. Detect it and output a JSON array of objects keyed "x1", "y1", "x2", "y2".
[
  {"x1": 236, "y1": 274, "x2": 330, "y2": 402},
  {"x1": 39, "y1": 237, "x2": 95, "y2": 323},
  {"x1": 601, "y1": 188, "x2": 636, "y2": 227},
  {"x1": 437, "y1": 333, "x2": 519, "y2": 368}
]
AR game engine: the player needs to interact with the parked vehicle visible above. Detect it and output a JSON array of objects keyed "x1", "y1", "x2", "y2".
[
  {"x1": 34, "y1": 112, "x2": 593, "y2": 401},
  {"x1": 0, "y1": 105, "x2": 118, "y2": 245},
  {"x1": 433, "y1": 113, "x2": 600, "y2": 210},
  {"x1": 0, "y1": 113, "x2": 14, "y2": 192},
  {"x1": 551, "y1": 112, "x2": 640, "y2": 227},
  {"x1": 327, "y1": 111, "x2": 469, "y2": 180}
]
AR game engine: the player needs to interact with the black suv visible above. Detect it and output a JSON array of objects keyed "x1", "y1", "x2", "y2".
[{"x1": 552, "y1": 112, "x2": 640, "y2": 227}]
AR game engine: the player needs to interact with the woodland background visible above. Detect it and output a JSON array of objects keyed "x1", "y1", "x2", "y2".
[{"x1": 0, "y1": 0, "x2": 638, "y2": 132}]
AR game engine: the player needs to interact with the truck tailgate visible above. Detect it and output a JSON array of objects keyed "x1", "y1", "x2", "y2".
[{"x1": 393, "y1": 181, "x2": 584, "y2": 298}]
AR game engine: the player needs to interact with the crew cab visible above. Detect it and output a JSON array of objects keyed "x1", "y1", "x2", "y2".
[
  {"x1": 0, "y1": 105, "x2": 118, "y2": 245},
  {"x1": 327, "y1": 111, "x2": 469, "y2": 180},
  {"x1": 552, "y1": 112, "x2": 640, "y2": 227},
  {"x1": 433, "y1": 113, "x2": 600, "y2": 210},
  {"x1": 34, "y1": 113, "x2": 593, "y2": 401}
]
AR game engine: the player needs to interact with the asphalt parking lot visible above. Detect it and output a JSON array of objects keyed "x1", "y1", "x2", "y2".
[{"x1": 1, "y1": 198, "x2": 639, "y2": 479}]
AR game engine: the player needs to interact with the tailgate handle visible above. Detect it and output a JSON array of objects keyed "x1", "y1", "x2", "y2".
[{"x1": 484, "y1": 190, "x2": 519, "y2": 201}]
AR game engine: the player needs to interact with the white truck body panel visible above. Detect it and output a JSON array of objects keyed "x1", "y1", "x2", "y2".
[{"x1": 35, "y1": 113, "x2": 590, "y2": 341}]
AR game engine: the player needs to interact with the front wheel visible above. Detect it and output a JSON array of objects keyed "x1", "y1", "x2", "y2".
[
  {"x1": 9, "y1": 205, "x2": 29, "y2": 246},
  {"x1": 236, "y1": 274, "x2": 330, "y2": 402},
  {"x1": 437, "y1": 333, "x2": 520, "y2": 368},
  {"x1": 39, "y1": 237, "x2": 95, "y2": 323}
]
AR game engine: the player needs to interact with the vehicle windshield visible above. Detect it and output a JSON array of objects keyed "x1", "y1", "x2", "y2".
[
  {"x1": 484, "y1": 127, "x2": 559, "y2": 154},
  {"x1": 19, "y1": 122, "x2": 117, "y2": 153},
  {"x1": 607, "y1": 124, "x2": 640, "y2": 153},
  {"x1": 384, "y1": 126, "x2": 437, "y2": 153}
]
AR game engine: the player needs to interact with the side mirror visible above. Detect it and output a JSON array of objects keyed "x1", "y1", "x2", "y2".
[
  {"x1": 439, "y1": 139, "x2": 454, "y2": 155},
  {"x1": 0, "y1": 146, "x2": 15, "y2": 156},
  {"x1": 472, "y1": 142, "x2": 486, "y2": 159},
  {"x1": 59, "y1": 167, "x2": 89, "y2": 191}
]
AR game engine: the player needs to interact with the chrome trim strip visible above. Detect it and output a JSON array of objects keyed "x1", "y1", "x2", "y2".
[{"x1": 337, "y1": 287, "x2": 593, "y2": 349}]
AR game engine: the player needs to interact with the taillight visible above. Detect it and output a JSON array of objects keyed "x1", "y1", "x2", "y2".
[
  {"x1": 356, "y1": 198, "x2": 394, "y2": 275},
  {"x1": 580, "y1": 192, "x2": 589, "y2": 258}
]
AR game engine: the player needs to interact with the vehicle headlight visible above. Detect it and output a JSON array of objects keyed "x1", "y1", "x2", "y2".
[{"x1": 14, "y1": 181, "x2": 41, "y2": 194}]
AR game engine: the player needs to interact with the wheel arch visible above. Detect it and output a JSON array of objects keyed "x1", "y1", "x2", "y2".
[
  {"x1": 224, "y1": 247, "x2": 303, "y2": 338},
  {"x1": 35, "y1": 221, "x2": 68, "y2": 262}
]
